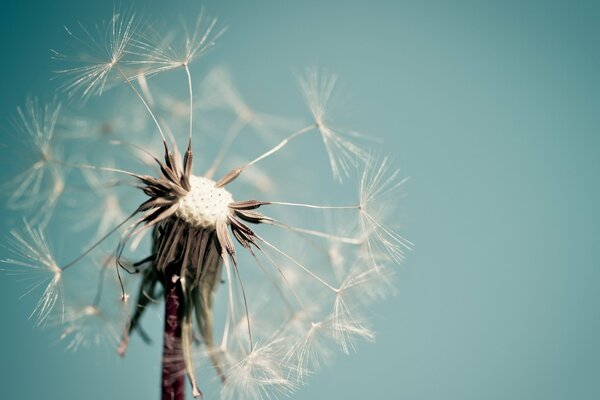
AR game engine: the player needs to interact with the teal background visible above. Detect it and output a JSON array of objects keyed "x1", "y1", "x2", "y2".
[{"x1": 1, "y1": 1, "x2": 599, "y2": 399}]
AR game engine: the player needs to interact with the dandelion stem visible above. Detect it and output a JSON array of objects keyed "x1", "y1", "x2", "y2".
[{"x1": 162, "y1": 268, "x2": 186, "y2": 400}]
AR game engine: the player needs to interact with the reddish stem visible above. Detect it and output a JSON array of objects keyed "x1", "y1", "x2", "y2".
[{"x1": 162, "y1": 273, "x2": 186, "y2": 400}]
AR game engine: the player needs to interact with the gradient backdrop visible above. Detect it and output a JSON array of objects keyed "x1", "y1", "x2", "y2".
[{"x1": 1, "y1": 1, "x2": 599, "y2": 399}]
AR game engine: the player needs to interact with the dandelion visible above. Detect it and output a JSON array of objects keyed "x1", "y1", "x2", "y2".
[
  {"x1": 2, "y1": 8, "x2": 409, "y2": 400},
  {"x1": 2, "y1": 96, "x2": 64, "y2": 227}
]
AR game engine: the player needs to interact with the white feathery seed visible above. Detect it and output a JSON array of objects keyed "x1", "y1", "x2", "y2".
[
  {"x1": 221, "y1": 340, "x2": 297, "y2": 400},
  {"x1": 1, "y1": 221, "x2": 63, "y2": 325},
  {"x1": 299, "y1": 66, "x2": 370, "y2": 181},
  {"x1": 360, "y1": 155, "x2": 413, "y2": 267},
  {"x1": 53, "y1": 11, "x2": 141, "y2": 98},
  {"x1": 3, "y1": 97, "x2": 64, "y2": 227}
]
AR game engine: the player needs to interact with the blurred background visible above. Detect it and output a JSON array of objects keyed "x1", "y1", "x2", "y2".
[{"x1": 1, "y1": 0, "x2": 599, "y2": 399}]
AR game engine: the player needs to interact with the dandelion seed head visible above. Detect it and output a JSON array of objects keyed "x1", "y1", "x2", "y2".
[
  {"x1": 175, "y1": 175, "x2": 234, "y2": 229},
  {"x1": 3, "y1": 8, "x2": 410, "y2": 399}
]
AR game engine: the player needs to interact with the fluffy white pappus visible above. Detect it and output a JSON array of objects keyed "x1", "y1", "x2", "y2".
[
  {"x1": 298, "y1": 66, "x2": 370, "y2": 181},
  {"x1": 198, "y1": 67, "x2": 254, "y2": 117},
  {"x1": 198, "y1": 67, "x2": 298, "y2": 141},
  {"x1": 221, "y1": 340, "x2": 297, "y2": 400},
  {"x1": 330, "y1": 264, "x2": 385, "y2": 354},
  {"x1": 4, "y1": 97, "x2": 65, "y2": 227},
  {"x1": 53, "y1": 10, "x2": 142, "y2": 98},
  {"x1": 1, "y1": 221, "x2": 63, "y2": 326},
  {"x1": 329, "y1": 308, "x2": 375, "y2": 355},
  {"x1": 283, "y1": 318, "x2": 335, "y2": 382},
  {"x1": 321, "y1": 211, "x2": 362, "y2": 281},
  {"x1": 263, "y1": 256, "x2": 333, "y2": 322},
  {"x1": 360, "y1": 155, "x2": 413, "y2": 268},
  {"x1": 131, "y1": 9, "x2": 225, "y2": 77},
  {"x1": 341, "y1": 261, "x2": 396, "y2": 305},
  {"x1": 227, "y1": 296, "x2": 288, "y2": 354},
  {"x1": 14, "y1": 96, "x2": 61, "y2": 157},
  {"x1": 57, "y1": 300, "x2": 127, "y2": 351}
]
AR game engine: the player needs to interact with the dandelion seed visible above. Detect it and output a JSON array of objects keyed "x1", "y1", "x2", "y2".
[
  {"x1": 202, "y1": 71, "x2": 299, "y2": 179},
  {"x1": 59, "y1": 302, "x2": 126, "y2": 350},
  {"x1": 329, "y1": 264, "x2": 389, "y2": 353},
  {"x1": 3, "y1": 97, "x2": 65, "y2": 226},
  {"x1": 284, "y1": 318, "x2": 334, "y2": 381},
  {"x1": 1, "y1": 221, "x2": 63, "y2": 325},
  {"x1": 199, "y1": 67, "x2": 298, "y2": 142},
  {"x1": 221, "y1": 340, "x2": 297, "y2": 400},
  {"x1": 132, "y1": 10, "x2": 225, "y2": 76},
  {"x1": 53, "y1": 8, "x2": 145, "y2": 99},
  {"x1": 359, "y1": 155, "x2": 413, "y2": 268},
  {"x1": 299, "y1": 66, "x2": 370, "y2": 181},
  {"x1": 329, "y1": 309, "x2": 375, "y2": 355}
]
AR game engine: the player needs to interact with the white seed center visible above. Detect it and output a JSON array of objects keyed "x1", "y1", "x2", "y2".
[{"x1": 176, "y1": 175, "x2": 234, "y2": 229}]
